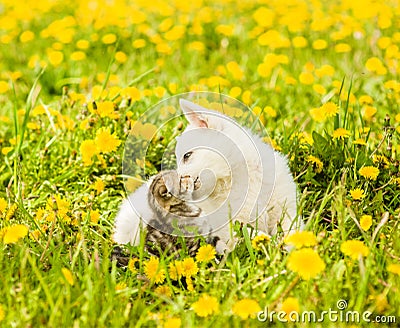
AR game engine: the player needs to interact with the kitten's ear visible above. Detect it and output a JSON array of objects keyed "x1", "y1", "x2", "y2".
[
  {"x1": 158, "y1": 185, "x2": 169, "y2": 198},
  {"x1": 179, "y1": 99, "x2": 208, "y2": 128}
]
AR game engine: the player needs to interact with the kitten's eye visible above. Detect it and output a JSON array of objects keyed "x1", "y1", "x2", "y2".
[{"x1": 183, "y1": 151, "x2": 193, "y2": 162}]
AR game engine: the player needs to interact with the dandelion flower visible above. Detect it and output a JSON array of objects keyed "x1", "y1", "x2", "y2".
[
  {"x1": 360, "y1": 215, "x2": 372, "y2": 231},
  {"x1": 0, "y1": 197, "x2": 7, "y2": 214},
  {"x1": 332, "y1": 128, "x2": 350, "y2": 140},
  {"x1": 2, "y1": 224, "x2": 28, "y2": 244},
  {"x1": 115, "y1": 282, "x2": 127, "y2": 290},
  {"x1": 349, "y1": 188, "x2": 365, "y2": 200},
  {"x1": 321, "y1": 102, "x2": 339, "y2": 117},
  {"x1": 128, "y1": 258, "x2": 138, "y2": 274},
  {"x1": 353, "y1": 138, "x2": 367, "y2": 146},
  {"x1": 154, "y1": 285, "x2": 172, "y2": 297},
  {"x1": 299, "y1": 72, "x2": 314, "y2": 85},
  {"x1": 61, "y1": 268, "x2": 74, "y2": 286},
  {"x1": 232, "y1": 299, "x2": 261, "y2": 319},
  {"x1": 192, "y1": 294, "x2": 219, "y2": 317},
  {"x1": 144, "y1": 256, "x2": 165, "y2": 284},
  {"x1": 285, "y1": 231, "x2": 317, "y2": 249},
  {"x1": 181, "y1": 257, "x2": 199, "y2": 277},
  {"x1": 168, "y1": 260, "x2": 183, "y2": 281},
  {"x1": 196, "y1": 244, "x2": 216, "y2": 263},
  {"x1": 309, "y1": 107, "x2": 325, "y2": 122},
  {"x1": 0, "y1": 304, "x2": 4, "y2": 322},
  {"x1": 306, "y1": 156, "x2": 323, "y2": 173},
  {"x1": 89, "y1": 210, "x2": 100, "y2": 224},
  {"x1": 340, "y1": 240, "x2": 369, "y2": 260},
  {"x1": 251, "y1": 234, "x2": 271, "y2": 251},
  {"x1": 372, "y1": 155, "x2": 389, "y2": 167},
  {"x1": 359, "y1": 166, "x2": 380, "y2": 181},
  {"x1": 92, "y1": 179, "x2": 105, "y2": 194},
  {"x1": 287, "y1": 248, "x2": 325, "y2": 280},
  {"x1": 387, "y1": 263, "x2": 400, "y2": 275},
  {"x1": 80, "y1": 139, "x2": 98, "y2": 166},
  {"x1": 280, "y1": 297, "x2": 300, "y2": 321},
  {"x1": 95, "y1": 128, "x2": 121, "y2": 153},
  {"x1": 164, "y1": 317, "x2": 181, "y2": 328}
]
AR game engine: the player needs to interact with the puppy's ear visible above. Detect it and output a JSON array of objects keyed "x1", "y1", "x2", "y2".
[{"x1": 179, "y1": 99, "x2": 208, "y2": 128}]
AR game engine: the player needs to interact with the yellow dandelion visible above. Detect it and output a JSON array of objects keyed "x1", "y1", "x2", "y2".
[
  {"x1": 359, "y1": 95, "x2": 374, "y2": 105},
  {"x1": 321, "y1": 102, "x2": 339, "y2": 117},
  {"x1": 353, "y1": 138, "x2": 367, "y2": 146},
  {"x1": 89, "y1": 210, "x2": 100, "y2": 224},
  {"x1": 306, "y1": 156, "x2": 323, "y2": 173},
  {"x1": 359, "y1": 166, "x2": 380, "y2": 181},
  {"x1": 80, "y1": 139, "x2": 98, "y2": 166},
  {"x1": 2, "y1": 224, "x2": 28, "y2": 244},
  {"x1": 153, "y1": 86, "x2": 166, "y2": 98},
  {"x1": 0, "y1": 304, "x2": 5, "y2": 322},
  {"x1": 359, "y1": 215, "x2": 372, "y2": 231},
  {"x1": 186, "y1": 276, "x2": 194, "y2": 292},
  {"x1": 92, "y1": 179, "x2": 105, "y2": 194},
  {"x1": 287, "y1": 248, "x2": 325, "y2": 280},
  {"x1": 61, "y1": 268, "x2": 74, "y2": 286},
  {"x1": 372, "y1": 155, "x2": 389, "y2": 168},
  {"x1": 349, "y1": 188, "x2": 365, "y2": 200},
  {"x1": 196, "y1": 244, "x2": 216, "y2": 263},
  {"x1": 95, "y1": 128, "x2": 121, "y2": 154},
  {"x1": 115, "y1": 51, "x2": 127, "y2": 63},
  {"x1": 144, "y1": 256, "x2": 165, "y2": 284},
  {"x1": 47, "y1": 50, "x2": 64, "y2": 67},
  {"x1": 128, "y1": 258, "x2": 138, "y2": 274},
  {"x1": 285, "y1": 231, "x2": 317, "y2": 249},
  {"x1": 0, "y1": 197, "x2": 7, "y2": 214},
  {"x1": 232, "y1": 299, "x2": 261, "y2": 319},
  {"x1": 164, "y1": 317, "x2": 181, "y2": 328},
  {"x1": 192, "y1": 294, "x2": 219, "y2": 317},
  {"x1": 341, "y1": 240, "x2": 369, "y2": 260},
  {"x1": 70, "y1": 51, "x2": 86, "y2": 61},
  {"x1": 115, "y1": 282, "x2": 127, "y2": 291},
  {"x1": 96, "y1": 101, "x2": 116, "y2": 118},
  {"x1": 309, "y1": 107, "x2": 326, "y2": 122},
  {"x1": 387, "y1": 263, "x2": 400, "y2": 275},
  {"x1": 226, "y1": 61, "x2": 244, "y2": 80},
  {"x1": 280, "y1": 297, "x2": 300, "y2": 322},
  {"x1": 181, "y1": 257, "x2": 199, "y2": 277},
  {"x1": 299, "y1": 72, "x2": 314, "y2": 85},
  {"x1": 335, "y1": 43, "x2": 351, "y2": 53},
  {"x1": 154, "y1": 285, "x2": 172, "y2": 297},
  {"x1": 102, "y1": 33, "x2": 117, "y2": 44},
  {"x1": 332, "y1": 128, "x2": 350, "y2": 140},
  {"x1": 251, "y1": 234, "x2": 271, "y2": 251},
  {"x1": 168, "y1": 260, "x2": 183, "y2": 280}
]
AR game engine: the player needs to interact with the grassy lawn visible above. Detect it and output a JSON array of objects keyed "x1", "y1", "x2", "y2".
[{"x1": 0, "y1": 0, "x2": 399, "y2": 326}]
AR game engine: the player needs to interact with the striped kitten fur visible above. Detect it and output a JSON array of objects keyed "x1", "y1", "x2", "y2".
[{"x1": 145, "y1": 170, "x2": 218, "y2": 257}]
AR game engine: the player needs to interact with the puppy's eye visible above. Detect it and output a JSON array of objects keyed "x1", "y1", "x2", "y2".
[{"x1": 183, "y1": 151, "x2": 193, "y2": 162}]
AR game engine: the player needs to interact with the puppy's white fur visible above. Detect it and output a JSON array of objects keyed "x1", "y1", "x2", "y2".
[{"x1": 175, "y1": 99, "x2": 303, "y2": 247}]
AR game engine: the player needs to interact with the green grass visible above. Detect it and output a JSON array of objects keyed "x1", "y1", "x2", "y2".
[{"x1": 1, "y1": 0, "x2": 400, "y2": 326}]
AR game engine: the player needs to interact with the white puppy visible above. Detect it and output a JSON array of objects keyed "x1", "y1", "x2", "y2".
[{"x1": 175, "y1": 99, "x2": 303, "y2": 249}]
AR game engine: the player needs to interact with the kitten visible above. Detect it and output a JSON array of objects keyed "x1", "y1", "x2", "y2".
[
  {"x1": 113, "y1": 170, "x2": 218, "y2": 259},
  {"x1": 145, "y1": 170, "x2": 218, "y2": 257}
]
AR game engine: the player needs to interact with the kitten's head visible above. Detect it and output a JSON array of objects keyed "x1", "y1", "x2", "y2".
[{"x1": 149, "y1": 170, "x2": 201, "y2": 218}]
